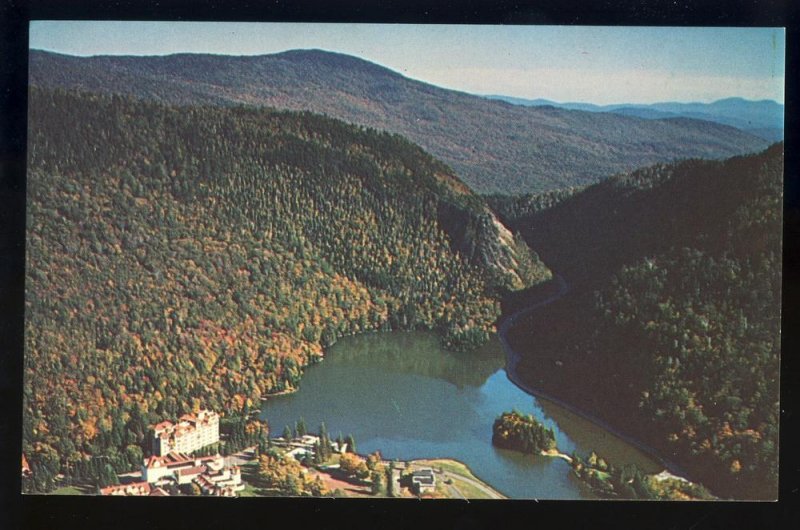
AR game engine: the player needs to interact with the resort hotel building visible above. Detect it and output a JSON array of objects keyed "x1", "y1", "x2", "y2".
[{"x1": 152, "y1": 409, "x2": 220, "y2": 456}]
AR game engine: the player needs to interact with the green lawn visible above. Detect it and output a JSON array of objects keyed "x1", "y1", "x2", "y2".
[
  {"x1": 237, "y1": 482, "x2": 262, "y2": 497},
  {"x1": 411, "y1": 458, "x2": 504, "y2": 499},
  {"x1": 447, "y1": 476, "x2": 495, "y2": 499},
  {"x1": 419, "y1": 459, "x2": 471, "y2": 477},
  {"x1": 238, "y1": 461, "x2": 265, "y2": 496},
  {"x1": 49, "y1": 484, "x2": 95, "y2": 495}
]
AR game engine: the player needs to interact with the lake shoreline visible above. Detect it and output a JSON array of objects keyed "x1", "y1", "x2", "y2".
[
  {"x1": 258, "y1": 308, "x2": 691, "y2": 499},
  {"x1": 497, "y1": 274, "x2": 692, "y2": 482},
  {"x1": 258, "y1": 329, "x2": 607, "y2": 499}
]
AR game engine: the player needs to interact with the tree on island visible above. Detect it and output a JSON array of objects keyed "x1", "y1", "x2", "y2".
[{"x1": 491, "y1": 410, "x2": 557, "y2": 454}]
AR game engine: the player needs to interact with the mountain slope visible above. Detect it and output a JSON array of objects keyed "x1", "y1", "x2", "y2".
[
  {"x1": 29, "y1": 49, "x2": 771, "y2": 195},
  {"x1": 22, "y1": 87, "x2": 549, "y2": 491},
  {"x1": 488, "y1": 95, "x2": 784, "y2": 142},
  {"x1": 496, "y1": 143, "x2": 782, "y2": 288},
  {"x1": 503, "y1": 144, "x2": 782, "y2": 499}
]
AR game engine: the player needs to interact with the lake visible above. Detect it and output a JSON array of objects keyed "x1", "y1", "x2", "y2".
[{"x1": 259, "y1": 331, "x2": 662, "y2": 499}]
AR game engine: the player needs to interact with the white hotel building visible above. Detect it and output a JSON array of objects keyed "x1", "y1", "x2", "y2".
[{"x1": 152, "y1": 409, "x2": 220, "y2": 456}]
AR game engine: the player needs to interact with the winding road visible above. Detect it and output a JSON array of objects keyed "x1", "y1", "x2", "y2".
[
  {"x1": 407, "y1": 462, "x2": 505, "y2": 500},
  {"x1": 445, "y1": 471, "x2": 505, "y2": 499},
  {"x1": 497, "y1": 273, "x2": 690, "y2": 479}
]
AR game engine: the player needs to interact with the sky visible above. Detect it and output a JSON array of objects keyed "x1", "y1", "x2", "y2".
[{"x1": 29, "y1": 22, "x2": 785, "y2": 105}]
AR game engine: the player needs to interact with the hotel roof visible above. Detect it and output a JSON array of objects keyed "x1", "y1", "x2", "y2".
[
  {"x1": 177, "y1": 465, "x2": 207, "y2": 477},
  {"x1": 100, "y1": 481, "x2": 152, "y2": 496},
  {"x1": 144, "y1": 452, "x2": 221, "y2": 469}
]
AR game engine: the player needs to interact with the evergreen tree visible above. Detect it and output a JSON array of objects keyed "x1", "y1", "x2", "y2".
[
  {"x1": 295, "y1": 418, "x2": 307, "y2": 438},
  {"x1": 345, "y1": 434, "x2": 357, "y2": 454}
]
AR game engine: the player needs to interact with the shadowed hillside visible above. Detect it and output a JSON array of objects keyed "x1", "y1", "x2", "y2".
[{"x1": 504, "y1": 144, "x2": 782, "y2": 499}]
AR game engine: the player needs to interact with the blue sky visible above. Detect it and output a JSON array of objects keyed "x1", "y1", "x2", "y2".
[{"x1": 29, "y1": 22, "x2": 785, "y2": 105}]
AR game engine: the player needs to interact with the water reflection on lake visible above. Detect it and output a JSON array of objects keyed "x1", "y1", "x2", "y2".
[{"x1": 260, "y1": 331, "x2": 659, "y2": 499}]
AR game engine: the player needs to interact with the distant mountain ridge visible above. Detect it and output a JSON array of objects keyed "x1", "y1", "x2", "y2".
[
  {"x1": 486, "y1": 95, "x2": 784, "y2": 142},
  {"x1": 29, "y1": 49, "x2": 771, "y2": 195}
]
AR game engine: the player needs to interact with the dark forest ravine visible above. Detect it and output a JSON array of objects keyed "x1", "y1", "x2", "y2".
[{"x1": 497, "y1": 274, "x2": 692, "y2": 482}]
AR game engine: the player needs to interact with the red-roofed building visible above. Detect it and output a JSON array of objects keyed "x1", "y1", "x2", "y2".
[
  {"x1": 142, "y1": 453, "x2": 223, "y2": 484},
  {"x1": 153, "y1": 421, "x2": 174, "y2": 432},
  {"x1": 193, "y1": 469, "x2": 243, "y2": 497},
  {"x1": 99, "y1": 481, "x2": 152, "y2": 496},
  {"x1": 176, "y1": 465, "x2": 207, "y2": 485},
  {"x1": 151, "y1": 409, "x2": 219, "y2": 456},
  {"x1": 139, "y1": 450, "x2": 244, "y2": 496}
]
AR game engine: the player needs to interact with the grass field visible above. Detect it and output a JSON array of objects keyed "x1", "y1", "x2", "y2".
[
  {"x1": 447, "y1": 476, "x2": 496, "y2": 499},
  {"x1": 49, "y1": 484, "x2": 94, "y2": 495},
  {"x1": 237, "y1": 482, "x2": 261, "y2": 497},
  {"x1": 410, "y1": 458, "x2": 505, "y2": 499},
  {"x1": 416, "y1": 458, "x2": 471, "y2": 476}
]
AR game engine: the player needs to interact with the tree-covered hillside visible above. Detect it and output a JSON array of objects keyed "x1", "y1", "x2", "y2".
[
  {"x1": 501, "y1": 144, "x2": 783, "y2": 290},
  {"x1": 506, "y1": 145, "x2": 783, "y2": 499},
  {"x1": 29, "y1": 49, "x2": 771, "y2": 195},
  {"x1": 22, "y1": 88, "x2": 548, "y2": 492},
  {"x1": 485, "y1": 187, "x2": 584, "y2": 226}
]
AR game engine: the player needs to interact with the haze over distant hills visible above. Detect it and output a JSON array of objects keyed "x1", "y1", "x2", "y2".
[
  {"x1": 486, "y1": 95, "x2": 784, "y2": 143},
  {"x1": 29, "y1": 49, "x2": 771, "y2": 195}
]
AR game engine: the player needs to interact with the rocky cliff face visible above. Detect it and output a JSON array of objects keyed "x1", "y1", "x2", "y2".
[{"x1": 437, "y1": 200, "x2": 551, "y2": 292}]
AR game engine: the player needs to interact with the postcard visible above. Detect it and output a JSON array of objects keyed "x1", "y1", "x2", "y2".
[{"x1": 22, "y1": 22, "x2": 784, "y2": 500}]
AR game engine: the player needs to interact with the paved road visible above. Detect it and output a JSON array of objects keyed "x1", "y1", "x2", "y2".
[
  {"x1": 407, "y1": 462, "x2": 504, "y2": 500},
  {"x1": 442, "y1": 470, "x2": 504, "y2": 500},
  {"x1": 225, "y1": 447, "x2": 257, "y2": 468},
  {"x1": 445, "y1": 481, "x2": 466, "y2": 500}
]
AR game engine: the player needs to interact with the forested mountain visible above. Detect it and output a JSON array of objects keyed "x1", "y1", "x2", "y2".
[
  {"x1": 504, "y1": 144, "x2": 783, "y2": 499},
  {"x1": 22, "y1": 87, "x2": 549, "y2": 492},
  {"x1": 485, "y1": 187, "x2": 585, "y2": 226},
  {"x1": 487, "y1": 96, "x2": 784, "y2": 142},
  {"x1": 29, "y1": 49, "x2": 771, "y2": 195}
]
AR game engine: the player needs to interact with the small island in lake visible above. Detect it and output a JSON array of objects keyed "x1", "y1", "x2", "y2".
[
  {"x1": 491, "y1": 411, "x2": 713, "y2": 500},
  {"x1": 492, "y1": 411, "x2": 558, "y2": 454}
]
